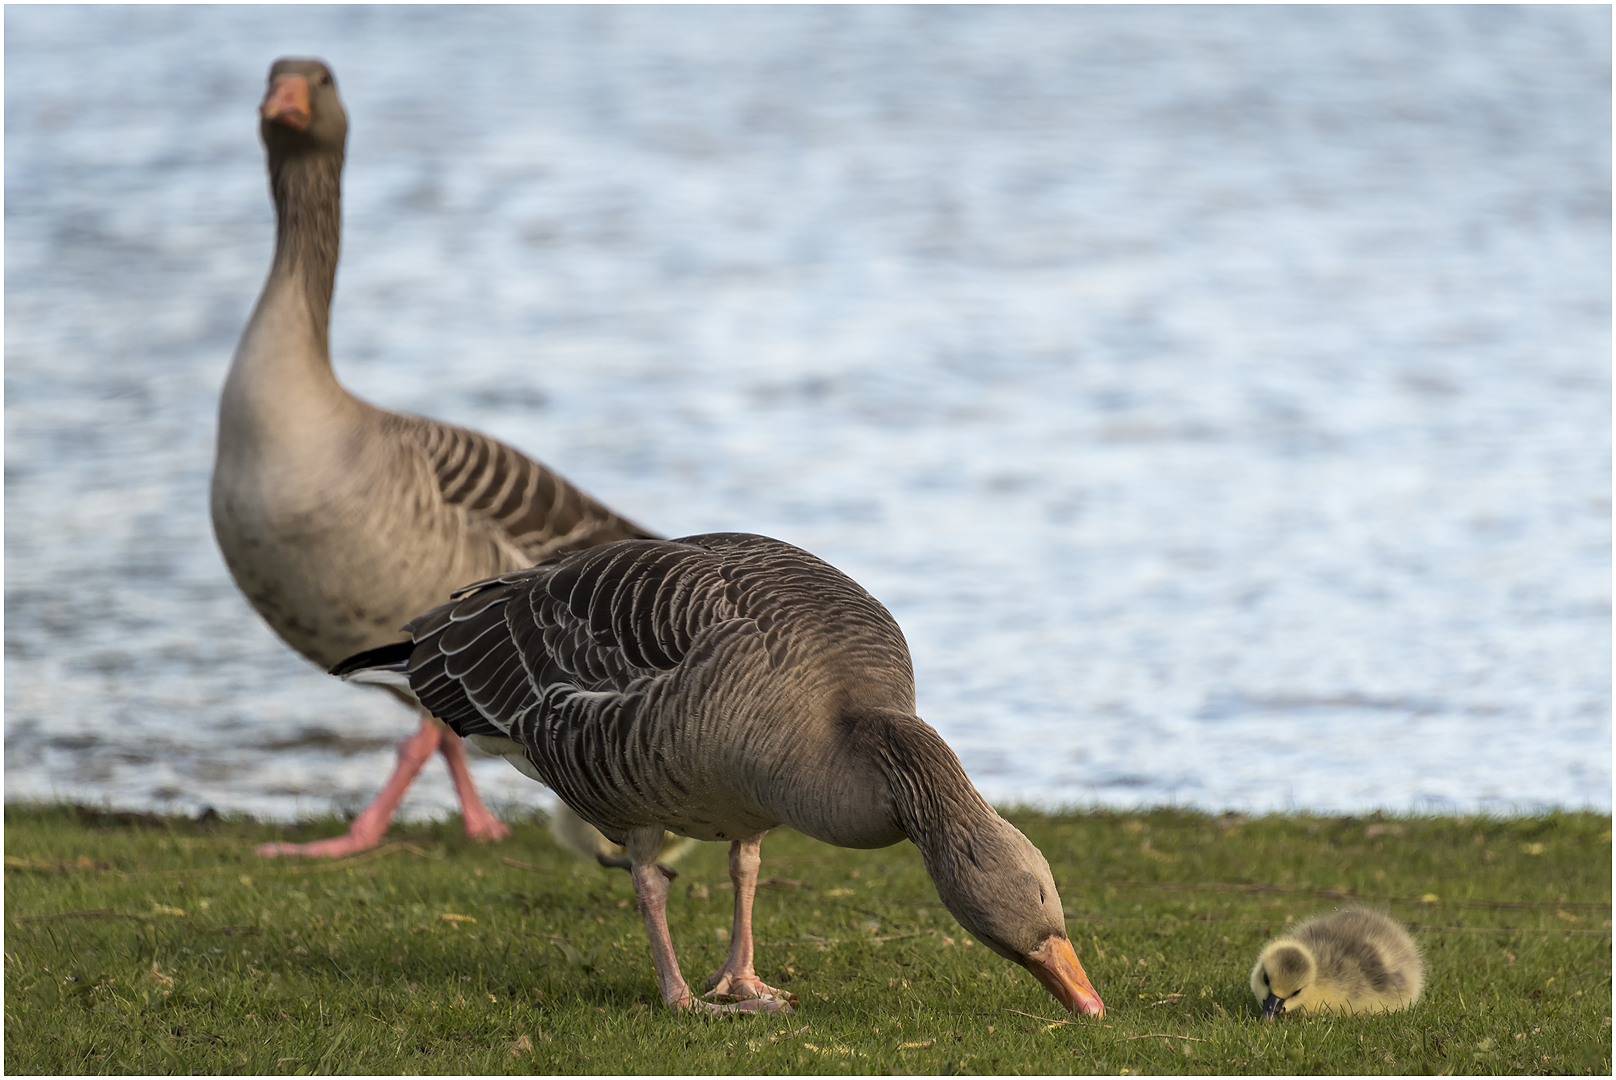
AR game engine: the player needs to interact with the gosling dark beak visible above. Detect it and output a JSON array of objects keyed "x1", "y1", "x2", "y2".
[
  {"x1": 262, "y1": 74, "x2": 311, "y2": 130},
  {"x1": 1025, "y1": 935, "x2": 1105, "y2": 1017},
  {"x1": 1262, "y1": 992, "x2": 1284, "y2": 1019}
]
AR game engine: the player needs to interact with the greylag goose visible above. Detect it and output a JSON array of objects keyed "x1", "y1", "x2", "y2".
[
  {"x1": 212, "y1": 57, "x2": 654, "y2": 859},
  {"x1": 1250, "y1": 907, "x2": 1424, "y2": 1017},
  {"x1": 332, "y1": 532, "x2": 1107, "y2": 1018}
]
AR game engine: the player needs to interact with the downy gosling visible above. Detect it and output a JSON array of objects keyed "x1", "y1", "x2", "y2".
[
  {"x1": 1250, "y1": 907, "x2": 1424, "y2": 1018},
  {"x1": 550, "y1": 807, "x2": 699, "y2": 872}
]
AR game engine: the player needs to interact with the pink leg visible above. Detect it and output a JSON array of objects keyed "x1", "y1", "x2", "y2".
[
  {"x1": 705, "y1": 835, "x2": 793, "y2": 1003},
  {"x1": 626, "y1": 828, "x2": 790, "y2": 1016},
  {"x1": 258, "y1": 713, "x2": 443, "y2": 858},
  {"x1": 436, "y1": 724, "x2": 512, "y2": 842}
]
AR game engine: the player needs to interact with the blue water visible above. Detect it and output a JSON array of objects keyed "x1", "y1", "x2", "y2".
[{"x1": 5, "y1": 6, "x2": 1610, "y2": 821}]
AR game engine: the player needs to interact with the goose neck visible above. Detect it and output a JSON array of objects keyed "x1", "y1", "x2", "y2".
[
  {"x1": 863, "y1": 709, "x2": 999, "y2": 860},
  {"x1": 219, "y1": 142, "x2": 356, "y2": 453},
  {"x1": 267, "y1": 147, "x2": 343, "y2": 341}
]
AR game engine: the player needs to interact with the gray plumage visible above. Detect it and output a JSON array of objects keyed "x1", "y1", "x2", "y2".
[
  {"x1": 1251, "y1": 907, "x2": 1425, "y2": 1017},
  {"x1": 408, "y1": 533, "x2": 913, "y2": 846},
  {"x1": 212, "y1": 57, "x2": 653, "y2": 857},
  {"x1": 336, "y1": 532, "x2": 1107, "y2": 1017}
]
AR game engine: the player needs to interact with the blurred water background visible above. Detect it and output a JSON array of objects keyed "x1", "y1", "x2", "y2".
[{"x1": 5, "y1": 6, "x2": 1610, "y2": 822}]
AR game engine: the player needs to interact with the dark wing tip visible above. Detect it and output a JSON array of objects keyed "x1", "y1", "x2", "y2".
[{"x1": 328, "y1": 640, "x2": 415, "y2": 679}]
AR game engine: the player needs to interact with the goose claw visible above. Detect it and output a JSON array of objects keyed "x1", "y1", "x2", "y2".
[
  {"x1": 703, "y1": 977, "x2": 798, "y2": 1010},
  {"x1": 464, "y1": 816, "x2": 512, "y2": 843},
  {"x1": 691, "y1": 995, "x2": 795, "y2": 1016}
]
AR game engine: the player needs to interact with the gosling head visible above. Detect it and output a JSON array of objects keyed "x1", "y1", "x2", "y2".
[{"x1": 1250, "y1": 938, "x2": 1317, "y2": 1018}]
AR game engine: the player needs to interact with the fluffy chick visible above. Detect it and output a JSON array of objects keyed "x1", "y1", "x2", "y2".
[
  {"x1": 550, "y1": 810, "x2": 699, "y2": 873},
  {"x1": 1250, "y1": 907, "x2": 1424, "y2": 1018}
]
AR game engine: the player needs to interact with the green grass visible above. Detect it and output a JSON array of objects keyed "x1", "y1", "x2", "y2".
[{"x1": 4, "y1": 803, "x2": 1609, "y2": 1074}]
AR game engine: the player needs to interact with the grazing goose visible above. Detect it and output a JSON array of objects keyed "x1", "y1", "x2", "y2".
[
  {"x1": 212, "y1": 57, "x2": 655, "y2": 859},
  {"x1": 1250, "y1": 907, "x2": 1424, "y2": 1017},
  {"x1": 333, "y1": 532, "x2": 1107, "y2": 1018}
]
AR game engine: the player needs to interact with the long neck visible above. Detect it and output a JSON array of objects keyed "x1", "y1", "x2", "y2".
[
  {"x1": 865, "y1": 709, "x2": 1000, "y2": 866},
  {"x1": 867, "y1": 709, "x2": 1061, "y2": 964},
  {"x1": 268, "y1": 145, "x2": 343, "y2": 345},
  {"x1": 218, "y1": 142, "x2": 355, "y2": 465}
]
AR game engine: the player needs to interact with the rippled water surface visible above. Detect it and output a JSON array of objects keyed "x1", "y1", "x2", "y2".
[{"x1": 6, "y1": 6, "x2": 1610, "y2": 821}]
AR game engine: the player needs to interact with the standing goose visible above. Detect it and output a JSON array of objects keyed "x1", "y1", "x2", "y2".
[
  {"x1": 333, "y1": 532, "x2": 1107, "y2": 1018},
  {"x1": 212, "y1": 57, "x2": 655, "y2": 858}
]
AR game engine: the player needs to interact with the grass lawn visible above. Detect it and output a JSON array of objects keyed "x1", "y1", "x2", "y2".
[{"x1": 4, "y1": 803, "x2": 1609, "y2": 1074}]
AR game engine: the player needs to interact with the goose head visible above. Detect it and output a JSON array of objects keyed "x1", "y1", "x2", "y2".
[
  {"x1": 1250, "y1": 937, "x2": 1317, "y2": 1017},
  {"x1": 927, "y1": 814, "x2": 1105, "y2": 1017},
  {"x1": 261, "y1": 58, "x2": 347, "y2": 158}
]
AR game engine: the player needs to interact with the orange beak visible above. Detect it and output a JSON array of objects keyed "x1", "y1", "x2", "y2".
[
  {"x1": 262, "y1": 75, "x2": 311, "y2": 131},
  {"x1": 1025, "y1": 935, "x2": 1105, "y2": 1017}
]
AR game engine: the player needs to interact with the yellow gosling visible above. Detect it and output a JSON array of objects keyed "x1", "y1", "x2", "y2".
[{"x1": 1250, "y1": 907, "x2": 1424, "y2": 1018}]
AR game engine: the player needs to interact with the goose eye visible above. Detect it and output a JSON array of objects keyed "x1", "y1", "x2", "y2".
[
  {"x1": 318, "y1": 73, "x2": 332, "y2": 87},
  {"x1": 1262, "y1": 972, "x2": 1270, "y2": 986}
]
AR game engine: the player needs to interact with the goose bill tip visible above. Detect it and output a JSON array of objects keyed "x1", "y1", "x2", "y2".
[
  {"x1": 262, "y1": 75, "x2": 311, "y2": 130},
  {"x1": 1027, "y1": 935, "x2": 1105, "y2": 1018}
]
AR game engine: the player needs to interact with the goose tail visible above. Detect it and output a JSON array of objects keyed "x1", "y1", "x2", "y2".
[{"x1": 329, "y1": 640, "x2": 415, "y2": 691}]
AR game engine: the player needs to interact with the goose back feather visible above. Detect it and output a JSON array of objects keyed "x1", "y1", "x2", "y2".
[{"x1": 404, "y1": 533, "x2": 914, "y2": 847}]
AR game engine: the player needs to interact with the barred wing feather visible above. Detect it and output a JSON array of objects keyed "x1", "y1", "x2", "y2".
[{"x1": 391, "y1": 413, "x2": 655, "y2": 562}]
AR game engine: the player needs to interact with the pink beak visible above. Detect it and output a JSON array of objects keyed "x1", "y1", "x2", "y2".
[
  {"x1": 262, "y1": 75, "x2": 311, "y2": 131},
  {"x1": 1025, "y1": 935, "x2": 1106, "y2": 1017}
]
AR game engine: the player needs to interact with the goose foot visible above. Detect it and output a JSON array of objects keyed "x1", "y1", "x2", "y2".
[
  {"x1": 704, "y1": 970, "x2": 795, "y2": 1005},
  {"x1": 256, "y1": 832, "x2": 384, "y2": 859},
  {"x1": 684, "y1": 993, "x2": 794, "y2": 1016},
  {"x1": 257, "y1": 715, "x2": 442, "y2": 858},
  {"x1": 462, "y1": 815, "x2": 511, "y2": 842}
]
